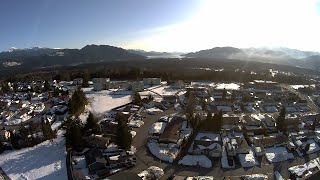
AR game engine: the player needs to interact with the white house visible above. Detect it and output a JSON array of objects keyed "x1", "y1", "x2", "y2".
[{"x1": 73, "y1": 78, "x2": 83, "y2": 86}]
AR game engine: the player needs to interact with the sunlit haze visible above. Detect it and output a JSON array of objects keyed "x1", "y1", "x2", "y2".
[{"x1": 1, "y1": 0, "x2": 320, "y2": 52}]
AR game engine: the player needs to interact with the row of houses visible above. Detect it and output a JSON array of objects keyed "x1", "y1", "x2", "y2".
[{"x1": 92, "y1": 78, "x2": 161, "y2": 91}]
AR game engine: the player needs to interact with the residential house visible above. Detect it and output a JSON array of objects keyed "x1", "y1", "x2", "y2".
[
  {"x1": 226, "y1": 137, "x2": 250, "y2": 156},
  {"x1": 73, "y1": 78, "x2": 83, "y2": 86},
  {"x1": 83, "y1": 135, "x2": 111, "y2": 149},
  {"x1": 222, "y1": 114, "x2": 241, "y2": 131},
  {"x1": 191, "y1": 132, "x2": 222, "y2": 157},
  {"x1": 261, "y1": 114, "x2": 276, "y2": 130},
  {"x1": 85, "y1": 148, "x2": 108, "y2": 174}
]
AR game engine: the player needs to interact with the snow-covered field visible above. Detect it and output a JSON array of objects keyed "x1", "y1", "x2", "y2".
[
  {"x1": 0, "y1": 130, "x2": 67, "y2": 180},
  {"x1": 82, "y1": 88, "x2": 131, "y2": 116},
  {"x1": 178, "y1": 155, "x2": 212, "y2": 168}
]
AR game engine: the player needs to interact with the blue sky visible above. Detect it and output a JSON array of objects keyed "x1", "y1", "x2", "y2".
[{"x1": 1, "y1": 0, "x2": 320, "y2": 52}]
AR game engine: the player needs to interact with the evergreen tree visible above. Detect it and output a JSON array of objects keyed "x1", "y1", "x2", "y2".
[
  {"x1": 186, "y1": 93, "x2": 195, "y2": 119},
  {"x1": 0, "y1": 140, "x2": 3, "y2": 151},
  {"x1": 1, "y1": 83, "x2": 10, "y2": 93},
  {"x1": 201, "y1": 99, "x2": 207, "y2": 111},
  {"x1": 82, "y1": 71, "x2": 90, "y2": 88},
  {"x1": 69, "y1": 88, "x2": 88, "y2": 117},
  {"x1": 84, "y1": 112, "x2": 101, "y2": 134},
  {"x1": 231, "y1": 91, "x2": 236, "y2": 102},
  {"x1": 132, "y1": 92, "x2": 142, "y2": 105},
  {"x1": 44, "y1": 80, "x2": 51, "y2": 91},
  {"x1": 148, "y1": 94, "x2": 154, "y2": 101},
  {"x1": 41, "y1": 120, "x2": 56, "y2": 140},
  {"x1": 222, "y1": 88, "x2": 227, "y2": 100},
  {"x1": 12, "y1": 83, "x2": 18, "y2": 93},
  {"x1": 65, "y1": 119, "x2": 82, "y2": 148},
  {"x1": 276, "y1": 107, "x2": 286, "y2": 132},
  {"x1": 116, "y1": 114, "x2": 132, "y2": 150},
  {"x1": 213, "y1": 111, "x2": 223, "y2": 132},
  {"x1": 203, "y1": 111, "x2": 213, "y2": 130}
]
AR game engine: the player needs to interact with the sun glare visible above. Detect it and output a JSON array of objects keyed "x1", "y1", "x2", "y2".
[{"x1": 124, "y1": 0, "x2": 320, "y2": 52}]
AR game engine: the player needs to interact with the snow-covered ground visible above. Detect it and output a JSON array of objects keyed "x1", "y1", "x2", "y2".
[
  {"x1": 0, "y1": 130, "x2": 67, "y2": 180},
  {"x1": 82, "y1": 88, "x2": 131, "y2": 116},
  {"x1": 178, "y1": 155, "x2": 212, "y2": 168},
  {"x1": 265, "y1": 146, "x2": 294, "y2": 163}
]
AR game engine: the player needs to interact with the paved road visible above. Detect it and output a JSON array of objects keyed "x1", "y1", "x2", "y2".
[{"x1": 126, "y1": 107, "x2": 177, "y2": 174}]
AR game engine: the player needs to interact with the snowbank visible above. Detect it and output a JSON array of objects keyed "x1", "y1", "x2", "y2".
[
  {"x1": 0, "y1": 130, "x2": 67, "y2": 180},
  {"x1": 265, "y1": 146, "x2": 294, "y2": 163},
  {"x1": 178, "y1": 155, "x2": 212, "y2": 168}
]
